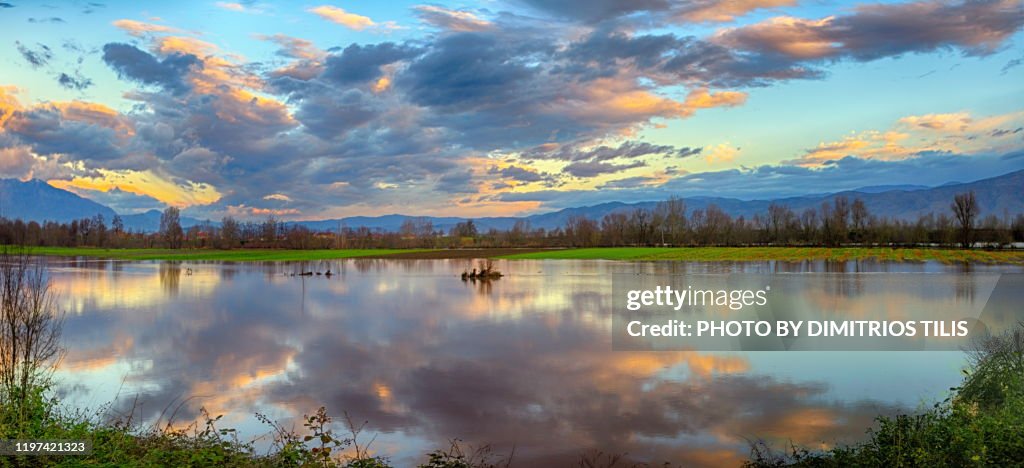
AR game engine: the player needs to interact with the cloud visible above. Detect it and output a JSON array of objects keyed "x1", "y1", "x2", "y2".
[
  {"x1": 898, "y1": 112, "x2": 972, "y2": 132},
  {"x1": 435, "y1": 169, "x2": 477, "y2": 193},
  {"x1": 101, "y1": 43, "x2": 200, "y2": 95},
  {"x1": 112, "y1": 19, "x2": 182, "y2": 37},
  {"x1": 523, "y1": 140, "x2": 701, "y2": 162},
  {"x1": 792, "y1": 110, "x2": 1024, "y2": 166},
  {"x1": 705, "y1": 143, "x2": 739, "y2": 164},
  {"x1": 57, "y1": 72, "x2": 93, "y2": 91},
  {"x1": 3, "y1": 2, "x2": 1019, "y2": 219},
  {"x1": 28, "y1": 17, "x2": 65, "y2": 23},
  {"x1": 415, "y1": 5, "x2": 492, "y2": 32},
  {"x1": 679, "y1": 0, "x2": 796, "y2": 22},
  {"x1": 259, "y1": 34, "x2": 323, "y2": 61},
  {"x1": 308, "y1": 5, "x2": 381, "y2": 31},
  {"x1": 487, "y1": 164, "x2": 554, "y2": 184},
  {"x1": 516, "y1": 0, "x2": 796, "y2": 24},
  {"x1": 564, "y1": 160, "x2": 645, "y2": 177},
  {"x1": 514, "y1": 0, "x2": 669, "y2": 23},
  {"x1": 321, "y1": 42, "x2": 418, "y2": 86},
  {"x1": 498, "y1": 151, "x2": 1024, "y2": 206},
  {"x1": 263, "y1": 193, "x2": 292, "y2": 202},
  {"x1": 4, "y1": 101, "x2": 134, "y2": 165},
  {"x1": 0, "y1": 146, "x2": 36, "y2": 179},
  {"x1": 293, "y1": 89, "x2": 381, "y2": 139},
  {"x1": 715, "y1": 0, "x2": 1024, "y2": 61},
  {"x1": 15, "y1": 41, "x2": 53, "y2": 68},
  {"x1": 213, "y1": 2, "x2": 263, "y2": 13}
]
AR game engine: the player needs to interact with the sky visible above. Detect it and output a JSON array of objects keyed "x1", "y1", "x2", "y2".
[{"x1": 0, "y1": 0, "x2": 1022, "y2": 220}]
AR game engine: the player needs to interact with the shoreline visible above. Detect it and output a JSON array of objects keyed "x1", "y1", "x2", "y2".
[{"x1": 15, "y1": 246, "x2": 1024, "y2": 264}]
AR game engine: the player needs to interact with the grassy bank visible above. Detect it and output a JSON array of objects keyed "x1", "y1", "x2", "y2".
[
  {"x1": 21, "y1": 247, "x2": 428, "y2": 262},
  {"x1": 18, "y1": 246, "x2": 1024, "y2": 263},
  {"x1": 500, "y1": 247, "x2": 1024, "y2": 263}
]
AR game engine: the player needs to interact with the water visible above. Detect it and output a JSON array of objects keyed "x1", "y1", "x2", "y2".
[{"x1": 45, "y1": 258, "x2": 1024, "y2": 466}]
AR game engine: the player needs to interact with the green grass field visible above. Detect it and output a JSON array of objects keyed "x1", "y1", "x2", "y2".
[
  {"x1": 19, "y1": 246, "x2": 427, "y2": 261},
  {"x1": 14, "y1": 246, "x2": 1024, "y2": 263},
  {"x1": 499, "y1": 247, "x2": 1024, "y2": 263}
]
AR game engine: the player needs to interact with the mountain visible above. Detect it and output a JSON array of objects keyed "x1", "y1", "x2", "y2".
[
  {"x1": 290, "y1": 170, "x2": 1024, "y2": 231},
  {"x1": 0, "y1": 179, "x2": 116, "y2": 223},
  {"x1": 119, "y1": 209, "x2": 210, "y2": 232},
  {"x1": 7, "y1": 169, "x2": 1024, "y2": 232},
  {"x1": 847, "y1": 184, "x2": 930, "y2": 194}
]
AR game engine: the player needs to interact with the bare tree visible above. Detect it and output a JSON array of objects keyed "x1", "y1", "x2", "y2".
[
  {"x1": 952, "y1": 191, "x2": 980, "y2": 249},
  {"x1": 655, "y1": 196, "x2": 686, "y2": 245},
  {"x1": 565, "y1": 215, "x2": 599, "y2": 247},
  {"x1": 159, "y1": 207, "x2": 184, "y2": 249},
  {"x1": 0, "y1": 249, "x2": 64, "y2": 429}
]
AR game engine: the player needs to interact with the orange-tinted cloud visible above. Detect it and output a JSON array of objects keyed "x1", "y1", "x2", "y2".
[
  {"x1": 681, "y1": 0, "x2": 797, "y2": 23},
  {"x1": 309, "y1": 5, "x2": 377, "y2": 31},
  {"x1": 112, "y1": 19, "x2": 182, "y2": 37},
  {"x1": 793, "y1": 110, "x2": 1024, "y2": 166}
]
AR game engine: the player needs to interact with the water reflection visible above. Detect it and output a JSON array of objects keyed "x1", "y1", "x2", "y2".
[{"x1": 45, "y1": 258, "x2": 1023, "y2": 466}]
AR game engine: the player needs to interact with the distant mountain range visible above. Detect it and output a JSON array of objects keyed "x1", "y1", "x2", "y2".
[
  {"x1": 0, "y1": 179, "x2": 208, "y2": 231},
  {"x1": 5, "y1": 169, "x2": 1024, "y2": 233}
]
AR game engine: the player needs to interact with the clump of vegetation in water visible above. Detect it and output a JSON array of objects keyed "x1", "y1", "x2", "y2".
[
  {"x1": 745, "y1": 322, "x2": 1024, "y2": 467},
  {"x1": 461, "y1": 259, "x2": 503, "y2": 280}
]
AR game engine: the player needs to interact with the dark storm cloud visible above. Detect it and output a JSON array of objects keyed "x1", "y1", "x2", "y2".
[
  {"x1": 396, "y1": 32, "x2": 545, "y2": 112},
  {"x1": 321, "y1": 42, "x2": 419, "y2": 85},
  {"x1": 717, "y1": 0, "x2": 1024, "y2": 61},
  {"x1": 435, "y1": 169, "x2": 477, "y2": 193},
  {"x1": 561, "y1": 29, "x2": 822, "y2": 88},
  {"x1": 515, "y1": 0, "x2": 671, "y2": 23},
  {"x1": 564, "y1": 160, "x2": 645, "y2": 177},
  {"x1": 294, "y1": 88, "x2": 381, "y2": 139},
  {"x1": 487, "y1": 165, "x2": 555, "y2": 183},
  {"x1": 524, "y1": 141, "x2": 701, "y2": 162},
  {"x1": 15, "y1": 41, "x2": 53, "y2": 68},
  {"x1": 101, "y1": 43, "x2": 200, "y2": 95},
  {"x1": 5, "y1": 106, "x2": 126, "y2": 162}
]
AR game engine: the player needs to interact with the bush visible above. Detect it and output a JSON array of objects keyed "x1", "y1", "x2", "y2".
[{"x1": 746, "y1": 322, "x2": 1024, "y2": 467}]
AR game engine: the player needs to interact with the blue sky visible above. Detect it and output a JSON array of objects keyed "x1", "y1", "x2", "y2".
[{"x1": 1, "y1": 0, "x2": 1022, "y2": 219}]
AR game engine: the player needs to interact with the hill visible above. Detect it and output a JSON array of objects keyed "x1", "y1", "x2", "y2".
[{"x1": 6, "y1": 169, "x2": 1024, "y2": 232}]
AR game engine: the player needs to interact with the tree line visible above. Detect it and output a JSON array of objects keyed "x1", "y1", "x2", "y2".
[{"x1": 2, "y1": 191, "x2": 1022, "y2": 250}]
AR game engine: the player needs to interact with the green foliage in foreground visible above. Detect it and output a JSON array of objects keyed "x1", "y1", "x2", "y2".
[
  {"x1": 746, "y1": 325, "x2": 1024, "y2": 467},
  {"x1": 20, "y1": 247, "x2": 429, "y2": 262},
  {"x1": 501, "y1": 247, "x2": 1024, "y2": 263},
  {"x1": 0, "y1": 392, "x2": 508, "y2": 468}
]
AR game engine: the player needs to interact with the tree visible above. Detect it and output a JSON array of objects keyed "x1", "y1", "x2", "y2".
[
  {"x1": 0, "y1": 250, "x2": 64, "y2": 428},
  {"x1": 628, "y1": 208, "x2": 653, "y2": 245},
  {"x1": 450, "y1": 220, "x2": 478, "y2": 238},
  {"x1": 220, "y1": 216, "x2": 240, "y2": 248},
  {"x1": 261, "y1": 216, "x2": 278, "y2": 246},
  {"x1": 601, "y1": 212, "x2": 629, "y2": 246},
  {"x1": 952, "y1": 191, "x2": 980, "y2": 249},
  {"x1": 565, "y1": 215, "x2": 598, "y2": 247},
  {"x1": 655, "y1": 196, "x2": 686, "y2": 245},
  {"x1": 91, "y1": 214, "x2": 107, "y2": 247},
  {"x1": 111, "y1": 214, "x2": 124, "y2": 235},
  {"x1": 159, "y1": 207, "x2": 184, "y2": 249},
  {"x1": 766, "y1": 203, "x2": 795, "y2": 244}
]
